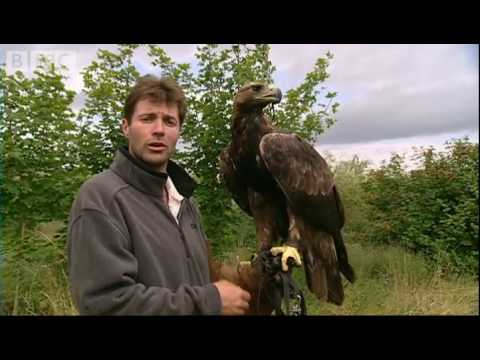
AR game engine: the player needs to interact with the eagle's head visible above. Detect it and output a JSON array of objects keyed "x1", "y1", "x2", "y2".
[{"x1": 233, "y1": 81, "x2": 282, "y2": 113}]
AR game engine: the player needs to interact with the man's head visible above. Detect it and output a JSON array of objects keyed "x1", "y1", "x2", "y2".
[{"x1": 122, "y1": 75, "x2": 186, "y2": 173}]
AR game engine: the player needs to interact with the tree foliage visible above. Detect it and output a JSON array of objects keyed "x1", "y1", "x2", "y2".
[
  {"x1": 362, "y1": 138, "x2": 479, "y2": 275},
  {"x1": 79, "y1": 44, "x2": 140, "y2": 174},
  {"x1": 1, "y1": 57, "x2": 86, "y2": 230}
]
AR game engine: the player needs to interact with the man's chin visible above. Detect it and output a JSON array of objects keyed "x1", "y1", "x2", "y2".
[{"x1": 139, "y1": 152, "x2": 169, "y2": 172}]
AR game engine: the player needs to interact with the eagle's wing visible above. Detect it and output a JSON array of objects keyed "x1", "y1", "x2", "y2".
[
  {"x1": 219, "y1": 146, "x2": 252, "y2": 216},
  {"x1": 259, "y1": 132, "x2": 339, "y2": 217},
  {"x1": 259, "y1": 132, "x2": 355, "y2": 289}
]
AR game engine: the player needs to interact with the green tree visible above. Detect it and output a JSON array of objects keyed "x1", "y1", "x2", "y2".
[
  {"x1": 80, "y1": 44, "x2": 140, "y2": 174},
  {"x1": 362, "y1": 138, "x2": 479, "y2": 275},
  {"x1": 0, "y1": 57, "x2": 82, "y2": 231}
]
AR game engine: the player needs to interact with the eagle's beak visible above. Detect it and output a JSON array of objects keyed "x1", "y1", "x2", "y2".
[
  {"x1": 265, "y1": 86, "x2": 282, "y2": 104},
  {"x1": 272, "y1": 87, "x2": 282, "y2": 104}
]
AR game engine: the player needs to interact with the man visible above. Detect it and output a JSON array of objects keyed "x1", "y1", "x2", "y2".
[{"x1": 68, "y1": 75, "x2": 251, "y2": 315}]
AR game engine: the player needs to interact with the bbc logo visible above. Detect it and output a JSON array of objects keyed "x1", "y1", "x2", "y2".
[{"x1": 5, "y1": 50, "x2": 77, "y2": 75}]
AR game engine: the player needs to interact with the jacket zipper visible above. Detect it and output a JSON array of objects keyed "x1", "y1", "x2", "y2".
[{"x1": 161, "y1": 198, "x2": 192, "y2": 259}]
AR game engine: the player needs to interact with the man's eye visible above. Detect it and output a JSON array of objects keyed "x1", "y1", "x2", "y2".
[{"x1": 165, "y1": 118, "x2": 178, "y2": 126}]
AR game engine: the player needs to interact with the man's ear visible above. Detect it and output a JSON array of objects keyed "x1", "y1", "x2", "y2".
[{"x1": 121, "y1": 118, "x2": 129, "y2": 138}]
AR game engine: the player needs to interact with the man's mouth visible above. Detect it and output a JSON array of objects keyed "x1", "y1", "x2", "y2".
[{"x1": 147, "y1": 142, "x2": 167, "y2": 151}]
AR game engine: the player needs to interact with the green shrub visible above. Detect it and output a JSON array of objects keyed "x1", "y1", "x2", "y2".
[{"x1": 362, "y1": 138, "x2": 478, "y2": 275}]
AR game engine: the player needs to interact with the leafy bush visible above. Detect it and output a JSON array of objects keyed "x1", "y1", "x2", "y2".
[{"x1": 361, "y1": 138, "x2": 478, "y2": 275}]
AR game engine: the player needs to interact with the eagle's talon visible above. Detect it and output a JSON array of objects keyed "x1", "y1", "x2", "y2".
[{"x1": 270, "y1": 245, "x2": 302, "y2": 272}]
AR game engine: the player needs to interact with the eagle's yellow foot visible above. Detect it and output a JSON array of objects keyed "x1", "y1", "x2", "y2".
[{"x1": 270, "y1": 245, "x2": 302, "y2": 272}]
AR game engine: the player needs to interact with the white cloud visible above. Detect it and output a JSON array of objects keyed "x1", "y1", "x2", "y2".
[
  {"x1": 316, "y1": 129, "x2": 478, "y2": 169},
  {"x1": 272, "y1": 44, "x2": 479, "y2": 144}
]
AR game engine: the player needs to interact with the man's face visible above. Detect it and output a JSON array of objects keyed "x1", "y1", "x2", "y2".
[{"x1": 122, "y1": 99, "x2": 181, "y2": 173}]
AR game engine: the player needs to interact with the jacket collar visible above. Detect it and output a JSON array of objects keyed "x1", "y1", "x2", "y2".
[{"x1": 110, "y1": 145, "x2": 197, "y2": 198}]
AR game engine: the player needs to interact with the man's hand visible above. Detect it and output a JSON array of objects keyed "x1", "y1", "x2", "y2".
[{"x1": 214, "y1": 280, "x2": 251, "y2": 315}]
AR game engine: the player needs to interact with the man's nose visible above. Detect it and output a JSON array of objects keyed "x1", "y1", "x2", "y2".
[{"x1": 151, "y1": 119, "x2": 165, "y2": 135}]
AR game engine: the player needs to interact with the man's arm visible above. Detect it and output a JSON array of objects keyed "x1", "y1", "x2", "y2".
[{"x1": 68, "y1": 209, "x2": 221, "y2": 315}]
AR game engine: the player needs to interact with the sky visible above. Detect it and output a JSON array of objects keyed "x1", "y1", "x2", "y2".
[{"x1": 1, "y1": 44, "x2": 478, "y2": 168}]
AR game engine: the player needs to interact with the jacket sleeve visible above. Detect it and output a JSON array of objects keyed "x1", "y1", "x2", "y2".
[{"x1": 67, "y1": 209, "x2": 222, "y2": 315}]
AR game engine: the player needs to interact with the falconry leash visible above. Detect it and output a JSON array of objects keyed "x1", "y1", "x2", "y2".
[{"x1": 255, "y1": 249, "x2": 307, "y2": 316}]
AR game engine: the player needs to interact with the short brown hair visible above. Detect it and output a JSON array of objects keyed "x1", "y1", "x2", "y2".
[{"x1": 124, "y1": 75, "x2": 186, "y2": 125}]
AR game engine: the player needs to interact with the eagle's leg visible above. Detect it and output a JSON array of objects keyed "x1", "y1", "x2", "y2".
[
  {"x1": 248, "y1": 190, "x2": 278, "y2": 254},
  {"x1": 270, "y1": 207, "x2": 302, "y2": 272}
]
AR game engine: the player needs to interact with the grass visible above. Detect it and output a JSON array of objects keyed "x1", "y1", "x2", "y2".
[
  {"x1": 1, "y1": 221, "x2": 78, "y2": 315},
  {"x1": 6, "y1": 260, "x2": 77, "y2": 315},
  {"x1": 1, "y1": 222, "x2": 478, "y2": 315},
  {"x1": 294, "y1": 241, "x2": 479, "y2": 315}
]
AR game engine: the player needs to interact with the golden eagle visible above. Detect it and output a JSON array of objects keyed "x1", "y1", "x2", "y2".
[{"x1": 219, "y1": 81, "x2": 356, "y2": 307}]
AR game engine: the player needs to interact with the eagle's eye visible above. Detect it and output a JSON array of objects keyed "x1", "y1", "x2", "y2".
[{"x1": 251, "y1": 84, "x2": 262, "y2": 92}]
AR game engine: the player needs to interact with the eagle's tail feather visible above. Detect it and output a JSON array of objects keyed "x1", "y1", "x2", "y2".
[
  {"x1": 303, "y1": 244, "x2": 344, "y2": 306},
  {"x1": 333, "y1": 231, "x2": 356, "y2": 283}
]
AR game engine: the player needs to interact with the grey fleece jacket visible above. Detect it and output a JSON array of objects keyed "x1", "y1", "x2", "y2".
[{"x1": 67, "y1": 147, "x2": 221, "y2": 315}]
